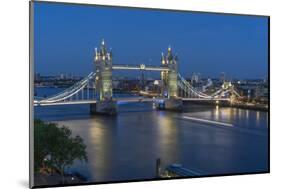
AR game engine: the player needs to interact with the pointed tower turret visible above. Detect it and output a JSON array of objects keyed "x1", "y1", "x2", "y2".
[
  {"x1": 161, "y1": 52, "x2": 166, "y2": 65},
  {"x1": 100, "y1": 39, "x2": 107, "y2": 57},
  {"x1": 167, "y1": 45, "x2": 174, "y2": 62}
]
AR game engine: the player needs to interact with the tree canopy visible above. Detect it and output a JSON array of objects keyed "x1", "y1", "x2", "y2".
[{"x1": 34, "y1": 119, "x2": 88, "y2": 176}]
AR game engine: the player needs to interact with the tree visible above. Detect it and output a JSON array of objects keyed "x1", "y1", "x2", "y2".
[{"x1": 34, "y1": 119, "x2": 88, "y2": 183}]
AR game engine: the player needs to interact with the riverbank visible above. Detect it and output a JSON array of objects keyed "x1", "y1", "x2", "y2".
[{"x1": 183, "y1": 100, "x2": 268, "y2": 112}]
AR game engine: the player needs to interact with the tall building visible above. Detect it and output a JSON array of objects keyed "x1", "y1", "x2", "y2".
[
  {"x1": 191, "y1": 73, "x2": 201, "y2": 84},
  {"x1": 220, "y1": 72, "x2": 226, "y2": 82},
  {"x1": 59, "y1": 73, "x2": 65, "y2": 80}
]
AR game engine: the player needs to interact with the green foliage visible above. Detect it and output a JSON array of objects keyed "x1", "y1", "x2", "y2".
[{"x1": 34, "y1": 119, "x2": 88, "y2": 175}]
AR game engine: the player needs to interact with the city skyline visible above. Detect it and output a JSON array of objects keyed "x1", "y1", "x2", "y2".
[{"x1": 34, "y1": 2, "x2": 268, "y2": 79}]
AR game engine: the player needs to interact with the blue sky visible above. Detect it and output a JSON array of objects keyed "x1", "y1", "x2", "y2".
[{"x1": 34, "y1": 2, "x2": 268, "y2": 79}]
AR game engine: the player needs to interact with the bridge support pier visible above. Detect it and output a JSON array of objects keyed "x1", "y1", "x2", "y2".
[
  {"x1": 90, "y1": 100, "x2": 117, "y2": 115},
  {"x1": 157, "y1": 98, "x2": 183, "y2": 111}
]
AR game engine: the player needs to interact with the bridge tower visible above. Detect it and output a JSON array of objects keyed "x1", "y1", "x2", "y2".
[
  {"x1": 91, "y1": 39, "x2": 116, "y2": 115},
  {"x1": 161, "y1": 52, "x2": 168, "y2": 97},
  {"x1": 161, "y1": 46, "x2": 178, "y2": 98},
  {"x1": 94, "y1": 39, "x2": 113, "y2": 101},
  {"x1": 158, "y1": 46, "x2": 182, "y2": 111}
]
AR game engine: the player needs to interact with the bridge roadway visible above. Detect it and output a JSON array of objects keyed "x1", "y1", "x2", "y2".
[{"x1": 34, "y1": 97, "x2": 230, "y2": 106}]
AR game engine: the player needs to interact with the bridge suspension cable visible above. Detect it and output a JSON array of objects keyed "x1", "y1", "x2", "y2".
[
  {"x1": 177, "y1": 74, "x2": 212, "y2": 99},
  {"x1": 35, "y1": 72, "x2": 96, "y2": 105},
  {"x1": 177, "y1": 74, "x2": 241, "y2": 99}
]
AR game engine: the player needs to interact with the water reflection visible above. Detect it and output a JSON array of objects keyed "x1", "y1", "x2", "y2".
[
  {"x1": 36, "y1": 101, "x2": 269, "y2": 183},
  {"x1": 215, "y1": 105, "x2": 219, "y2": 120},
  {"x1": 256, "y1": 111, "x2": 260, "y2": 123},
  {"x1": 88, "y1": 118, "x2": 115, "y2": 181},
  {"x1": 246, "y1": 110, "x2": 249, "y2": 119},
  {"x1": 156, "y1": 111, "x2": 179, "y2": 165}
]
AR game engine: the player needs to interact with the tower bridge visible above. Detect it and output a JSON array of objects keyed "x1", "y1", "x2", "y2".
[{"x1": 34, "y1": 39, "x2": 241, "y2": 114}]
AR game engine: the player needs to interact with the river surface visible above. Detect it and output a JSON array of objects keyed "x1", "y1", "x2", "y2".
[{"x1": 34, "y1": 87, "x2": 269, "y2": 183}]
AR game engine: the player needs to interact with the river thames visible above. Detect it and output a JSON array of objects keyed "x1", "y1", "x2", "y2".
[{"x1": 34, "y1": 87, "x2": 269, "y2": 183}]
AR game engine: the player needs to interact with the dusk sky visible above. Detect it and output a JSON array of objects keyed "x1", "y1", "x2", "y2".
[{"x1": 34, "y1": 2, "x2": 268, "y2": 79}]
